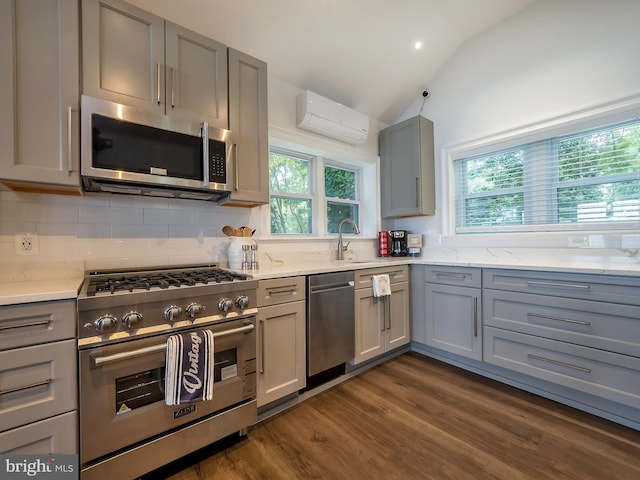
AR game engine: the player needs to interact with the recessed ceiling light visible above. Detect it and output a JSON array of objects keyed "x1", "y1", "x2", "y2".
[{"x1": 414, "y1": 41, "x2": 422, "y2": 50}]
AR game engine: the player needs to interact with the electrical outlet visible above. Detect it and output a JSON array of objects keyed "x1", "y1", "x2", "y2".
[
  {"x1": 567, "y1": 235, "x2": 588, "y2": 248},
  {"x1": 15, "y1": 233, "x2": 39, "y2": 255}
]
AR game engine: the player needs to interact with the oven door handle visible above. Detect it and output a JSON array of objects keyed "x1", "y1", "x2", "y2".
[{"x1": 91, "y1": 324, "x2": 255, "y2": 367}]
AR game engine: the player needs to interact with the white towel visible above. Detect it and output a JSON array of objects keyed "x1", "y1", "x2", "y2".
[
  {"x1": 165, "y1": 329, "x2": 215, "y2": 405},
  {"x1": 372, "y1": 274, "x2": 391, "y2": 297}
]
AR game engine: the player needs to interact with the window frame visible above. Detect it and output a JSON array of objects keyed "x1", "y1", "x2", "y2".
[
  {"x1": 267, "y1": 143, "x2": 371, "y2": 238},
  {"x1": 449, "y1": 99, "x2": 640, "y2": 236},
  {"x1": 323, "y1": 161, "x2": 361, "y2": 234}
]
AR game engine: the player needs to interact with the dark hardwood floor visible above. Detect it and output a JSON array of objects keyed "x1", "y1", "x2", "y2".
[{"x1": 146, "y1": 353, "x2": 640, "y2": 479}]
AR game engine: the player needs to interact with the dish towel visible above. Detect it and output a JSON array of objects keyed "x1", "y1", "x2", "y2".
[
  {"x1": 165, "y1": 329, "x2": 215, "y2": 405},
  {"x1": 372, "y1": 274, "x2": 391, "y2": 297}
]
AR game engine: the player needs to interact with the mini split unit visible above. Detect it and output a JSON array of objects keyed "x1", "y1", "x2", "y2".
[{"x1": 296, "y1": 90, "x2": 369, "y2": 145}]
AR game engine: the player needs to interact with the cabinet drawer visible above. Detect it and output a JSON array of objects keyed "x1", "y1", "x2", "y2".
[
  {"x1": 424, "y1": 265, "x2": 481, "y2": 287},
  {"x1": 483, "y1": 269, "x2": 640, "y2": 305},
  {"x1": 0, "y1": 411, "x2": 77, "y2": 454},
  {"x1": 257, "y1": 276, "x2": 306, "y2": 307},
  {"x1": 0, "y1": 300, "x2": 76, "y2": 351},
  {"x1": 0, "y1": 340, "x2": 77, "y2": 433},
  {"x1": 354, "y1": 265, "x2": 408, "y2": 289},
  {"x1": 484, "y1": 327, "x2": 640, "y2": 409},
  {"x1": 484, "y1": 290, "x2": 640, "y2": 357}
]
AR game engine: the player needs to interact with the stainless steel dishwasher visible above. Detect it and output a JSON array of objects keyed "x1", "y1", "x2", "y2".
[{"x1": 307, "y1": 271, "x2": 355, "y2": 377}]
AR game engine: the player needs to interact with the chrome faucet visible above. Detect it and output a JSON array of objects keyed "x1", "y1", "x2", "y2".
[{"x1": 337, "y1": 218, "x2": 360, "y2": 260}]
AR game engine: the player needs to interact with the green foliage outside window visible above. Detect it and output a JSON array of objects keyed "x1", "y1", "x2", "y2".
[
  {"x1": 456, "y1": 120, "x2": 640, "y2": 230},
  {"x1": 325, "y1": 166, "x2": 358, "y2": 233},
  {"x1": 269, "y1": 152, "x2": 311, "y2": 234}
]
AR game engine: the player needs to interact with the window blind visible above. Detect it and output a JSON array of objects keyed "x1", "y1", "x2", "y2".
[{"x1": 454, "y1": 119, "x2": 640, "y2": 233}]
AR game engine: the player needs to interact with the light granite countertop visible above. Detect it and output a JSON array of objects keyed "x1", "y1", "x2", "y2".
[
  {"x1": 0, "y1": 277, "x2": 84, "y2": 306},
  {"x1": 2, "y1": 248, "x2": 639, "y2": 306}
]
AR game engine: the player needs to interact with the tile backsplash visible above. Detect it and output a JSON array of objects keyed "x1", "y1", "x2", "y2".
[{"x1": 0, "y1": 188, "x2": 261, "y2": 280}]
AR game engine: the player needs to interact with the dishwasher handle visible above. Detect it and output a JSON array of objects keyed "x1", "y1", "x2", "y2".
[{"x1": 309, "y1": 281, "x2": 355, "y2": 293}]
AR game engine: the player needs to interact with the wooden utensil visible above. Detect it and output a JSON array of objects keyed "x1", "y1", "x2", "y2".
[{"x1": 222, "y1": 225, "x2": 235, "y2": 236}]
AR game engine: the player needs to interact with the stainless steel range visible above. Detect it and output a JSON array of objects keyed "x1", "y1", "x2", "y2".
[{"x1": 76, "y1": 264, "x2": 258, "y2": 480}]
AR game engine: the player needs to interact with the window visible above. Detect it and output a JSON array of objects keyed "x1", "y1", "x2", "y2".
[
  {"x1": 325, "y1": 165, "x2": 359, "y2": 233},
  {"x1": 454, "y1": 119, "x2": 640, "y2": 233},
  {"x1": 269, "y1": 150, "x2": 312, "y2": 234},
  {"x1": 269, "y1": 148, "x2": 361, "y2": 235}
]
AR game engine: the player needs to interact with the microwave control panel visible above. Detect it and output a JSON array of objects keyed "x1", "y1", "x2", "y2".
[{"x1": 209, "y1": 140, "x2": 227, "y2": 184}]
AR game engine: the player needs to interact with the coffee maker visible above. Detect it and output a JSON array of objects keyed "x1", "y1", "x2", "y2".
[{"x1": 390, "y1": 230, "x2": 408, "y2": 256}]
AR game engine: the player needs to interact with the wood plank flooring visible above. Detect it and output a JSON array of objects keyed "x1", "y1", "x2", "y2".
[{"x1": 145, "y1": 353, "x2": 640, "y2": 479}]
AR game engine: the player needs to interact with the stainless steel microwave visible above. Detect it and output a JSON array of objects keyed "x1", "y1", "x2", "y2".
[{"x1": 81, "y1": 96, "x2": 232, "y2": 202}]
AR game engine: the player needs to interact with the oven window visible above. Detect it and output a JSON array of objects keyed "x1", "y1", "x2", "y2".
[
  {"x1": 215, "y1": 348, "x2": 238, "y2": 382},
  {"x1": 116, "y1": 368, "x2": 165, "y2": 414}
]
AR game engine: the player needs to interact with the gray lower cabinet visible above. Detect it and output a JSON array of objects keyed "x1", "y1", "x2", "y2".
[
  {"x1": 0, "y1": 0, "x2": 80, "y2": 189},
  {"x1": 483, "y1": 269, "x2": 640, "y2": 410},
  {"x1": 256, "y1": 277, "x2": 306, "y2": 407},
  {"x1": 423, "y1": 266, "x2": 482, "y2": 361},
  {"x1": 379, "y1": 115, "x2": 435, "y2": 218},
  {"x1": 0, "y1": 299, "x2": 78, "y2": 454},
  {"x1": 222, "y1": 48, "x2": 269, "y2": 206},
  {"x1": 352, "y1": 266, "x2": 410, "y2": 365},
  {"x1": 82, "y1": 0, "x2": 228, "y2": 129}
]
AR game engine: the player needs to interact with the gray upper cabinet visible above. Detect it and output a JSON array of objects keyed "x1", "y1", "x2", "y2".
[
  {"x1": 223, "y1": 48, "x2": 269, "y2": 206},
  {"x1": 379, "y1": 115, "x2": 435, "y2": 218},
  {"x1": 0, "y1": 0, "x2": 80, "y2": 189},
  {"x1": 82, "y1": 0, "x2": 228, "y2": 129}
]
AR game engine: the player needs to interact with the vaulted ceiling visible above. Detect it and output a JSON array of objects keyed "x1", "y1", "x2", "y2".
[{"x1": 128, "y1": 0, "x2": 536, "y2": 125}]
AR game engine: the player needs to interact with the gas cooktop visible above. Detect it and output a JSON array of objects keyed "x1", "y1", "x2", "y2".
[{"x1": 82, "y1": 264, "x2": 248, "y2": 296}]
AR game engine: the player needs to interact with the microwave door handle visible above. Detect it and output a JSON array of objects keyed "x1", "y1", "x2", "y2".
[{"x1": 201, "y1": 121, "x2": 209, "y2": 187}]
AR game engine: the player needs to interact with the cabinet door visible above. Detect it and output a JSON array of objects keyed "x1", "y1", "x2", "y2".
[
  {"x1": 165, "y1": 22, "x2": 228, "y2": 129},
  {"x1": 82, "y1": 0, "x2": 164, "y2": 112},
  {"x1": 386, "y1": 282, "x2": 410, "y2": 350},
  {"x1": 0, "y1": 0, "x2": 80, "y2": 188},
  {"x1": 380, "y1": 115, "x2": 435, "y2": 218},
  {"x1": 425, "y1": 283, "x2": 482, "y2": 360},
  {"x1": 225, "y1": 48, "x2": 269, "y2": 206},
  {"x1": 353, "y1": 289, "x2": 385, "y2": 364},
  {"x1": 257, "y1": 301, "x2": 306, "y2": 407}
]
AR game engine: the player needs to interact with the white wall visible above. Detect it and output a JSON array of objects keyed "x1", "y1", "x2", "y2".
[{"x1": 394, "y1": 0, "x2": 640, "y2": 250}]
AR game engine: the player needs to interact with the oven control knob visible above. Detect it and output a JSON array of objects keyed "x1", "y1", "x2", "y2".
[
  {"x1": 164, "y1": 305, "x2": 182, "y2": 323},
  {"x1": 186, "y1": 303, "x2": 205, "y2": 319},
  {"x1": 235, "y1": 295, "x2": 250, "y2": 309},
  {"x1": 93, "y1": 314, "x2": 118, "y2": 333},
  {"x1": 218, "y1": 297, "x2": 234, "y2": 313},
  {"x1": 122, "y1": 311, "x2": 143, "y2": 329}
]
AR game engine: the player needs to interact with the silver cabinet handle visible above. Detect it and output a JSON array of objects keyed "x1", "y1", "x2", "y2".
[
  {"x1": 156, "y1": 62, "x2": 162, "y2": 105},
  {"x1": 386, "y1": 296, "x2": 391, "y2": 330},
  {"x1": 0, "y1": 379, "x2": 51, "y2": 396},
  {"x1": 473, "y1": 296, "x2": 478, "y2": 337},
  {"x1": 435, "y1": 272, "x2": 467, "y2": 280},
  {"x1": 67, "y1": 106, "x2": 74, "y2": 173},
  {"x1": 170, "y1": 67, "x2": 175, "y2": 109},
  {"x1": 526, "y1": 281, "x2": 590, "y2": 291},
  {"x1": 527, "y1": 312, "x2": 591, "y2": 326},
  {"x1": 92, "y1": 324, "x2": 255, "y2": 367},
  {"x1": 0, "y1": 319, "x2": 50, "y2": 331},
  {"x1": 266, "y1": 287, "x2": 298, "y2": 296},
  {"x1": 415, "y1": 177, "x2": 419, "y2": 208},
  {"x1": 259, "y1": 318, "x2": 265, "y2": 374},
  {"x1": 527, "y1": 354, "x2": 591, "y2": 374}
]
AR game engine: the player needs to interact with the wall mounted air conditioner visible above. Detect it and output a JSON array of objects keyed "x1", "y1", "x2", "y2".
[{"x1": 296, "y1": 90, "x2": 369, "y2": 145}]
